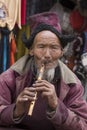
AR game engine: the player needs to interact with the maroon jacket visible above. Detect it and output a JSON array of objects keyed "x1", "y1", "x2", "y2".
[{"x1": 0, "y1": 55, "x2": 87, "y2": 130}]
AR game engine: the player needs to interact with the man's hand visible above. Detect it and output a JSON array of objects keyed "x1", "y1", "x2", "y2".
[
  {"x1": 13, "y1": 87, "x2": 36, "y2": 118},
  {"x1": 33, "y1": 80, "x2": 58, "y2": 110}
]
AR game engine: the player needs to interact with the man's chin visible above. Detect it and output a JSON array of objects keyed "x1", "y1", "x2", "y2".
[{"x1": 45, "y1": 63, "x2": 57, "y2": 70}]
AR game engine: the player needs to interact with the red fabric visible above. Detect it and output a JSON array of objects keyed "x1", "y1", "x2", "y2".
[
  {"x1": 70, "y1": 10, "x2": 87, "y2": 33},
  {"x1": 21, "y1": 0, "x2": 26, "y2": 25},
  {"x1": 10, "y1": 36, "x2": 16, "y2": 65}
]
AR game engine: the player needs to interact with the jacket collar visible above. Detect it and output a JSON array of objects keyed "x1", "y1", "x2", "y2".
[
  {"x1": 11, "y1": 54, "x2": 77, "y2": 85},
  {"x1": 10, "y1": 54, "x2": 33, "y2": 75},
  {"x1": 58, "y1": 60, "x2": 77, "y2": 84}
]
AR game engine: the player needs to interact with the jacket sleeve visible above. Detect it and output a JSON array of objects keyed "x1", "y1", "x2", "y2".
[
  {"x1": 0, "y1": 69, "x2": 18, "y2": 126},
  {"x1": 47, "y1": 82, "x2": 87, "y2": 130}
]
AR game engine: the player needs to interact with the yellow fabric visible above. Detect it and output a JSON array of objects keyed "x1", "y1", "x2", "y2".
[
  {"x1": 15, "y1": 24, "x2": 30, "y2": 61},
  {"x1": 0, "y1": 0, "x2": 21, "y2": 30}
]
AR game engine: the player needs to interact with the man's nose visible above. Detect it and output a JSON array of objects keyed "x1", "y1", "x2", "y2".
[{"x1": 44, "y1": 49, "x2": 51, "y2": 58}]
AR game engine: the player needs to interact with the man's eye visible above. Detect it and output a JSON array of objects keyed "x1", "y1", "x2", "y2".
[
  {"x1": 52, "y1": 47, "x2": 58, "y2": 49},
  {"x1": 52, "y1": 46, "x2": 61, "y2": 50},
  {"x1": 38, "y1": 45, "x2": 44, "y2": 48}
]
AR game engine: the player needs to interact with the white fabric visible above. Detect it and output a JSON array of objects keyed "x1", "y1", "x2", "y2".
[{"x1": 0, "y1": 0, "x2": 21, "y2": 30}]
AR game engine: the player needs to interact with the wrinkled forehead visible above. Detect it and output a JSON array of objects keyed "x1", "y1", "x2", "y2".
[{"x1": 33, "y1": 30, "x2": 61, "y2": 42}]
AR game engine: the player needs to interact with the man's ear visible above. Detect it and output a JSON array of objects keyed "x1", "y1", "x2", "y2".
[
  {"x1": 29, "y1": 48, "x2": 34, "y2": 56},
  {"x1": 59, "y1": 50, "x2": 63, "y2": 58},
  {"x1": 61, "y1": 51, "x2": 63, "y2": 57}
]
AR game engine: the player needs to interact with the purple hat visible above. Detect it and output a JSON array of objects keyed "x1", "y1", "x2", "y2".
[
  {"x1": 22, "y1": 23, "x2": 76, "y2": 49},
  {"x1": 22, "y1": 11, "x2": 76, "y2": 49},
  {"x1": 28, "y1": 11, "x2": 61, "y2": 33}
]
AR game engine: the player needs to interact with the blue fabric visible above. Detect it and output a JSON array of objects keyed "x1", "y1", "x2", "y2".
[
  {"x1": 3, "y1": 36, "x2": 7, "y2": 71},
  {"x1": 0, "y1": 37, "x2": 4, "y2": 73}
]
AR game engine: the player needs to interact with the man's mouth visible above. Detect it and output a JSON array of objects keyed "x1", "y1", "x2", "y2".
[
  {"x1": 41, "y1": 61, "x2": 53, "y2": 69},
  {"x1": 42, "y1": 60, "x2": 51, "y2": 65}
]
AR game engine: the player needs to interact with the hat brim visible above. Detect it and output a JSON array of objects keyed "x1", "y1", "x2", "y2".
[{"x1": 22, "y1": 23, "x2": 76, "y2": 49}]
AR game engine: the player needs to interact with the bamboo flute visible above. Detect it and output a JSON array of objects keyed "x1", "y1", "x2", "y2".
[{"x1": 28, "y1": 64, "x2": 45, "y2": 116}]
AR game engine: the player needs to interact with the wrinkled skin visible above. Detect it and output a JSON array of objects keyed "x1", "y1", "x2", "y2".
[{"x1": 14, "y1": 31, "x2": 63, "y2": 117}]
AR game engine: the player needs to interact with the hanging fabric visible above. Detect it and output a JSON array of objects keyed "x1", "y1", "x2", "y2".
[
  {"x1": 0, "y1": 0, "x2": 21, "y2": 31},
  {"x1": 3, "y1": 35, "x2": 7, "y2": 71},
  {"x1": 0, "y1": 27, "x2": 11, "y2": 73},
  {"x1": 70, "y1": 9, "x2": 87, "y2": 33},
  {"x1": 15, "y1": 25, "x2": 29, "y2": 61},
  {"x1": 9, "y1": 32, "x2": 16, "y2": 66},
  {"x1": 50, "y1": 2, "x2": 74, "y2": 34},
  {"x1": 21, "y1": 0, "x2": 26, "y2": 25}
]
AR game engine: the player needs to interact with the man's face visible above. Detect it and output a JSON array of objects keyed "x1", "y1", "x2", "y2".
[{"x1": 30, "y1": 30, "x2": 63, "y2": 69}]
